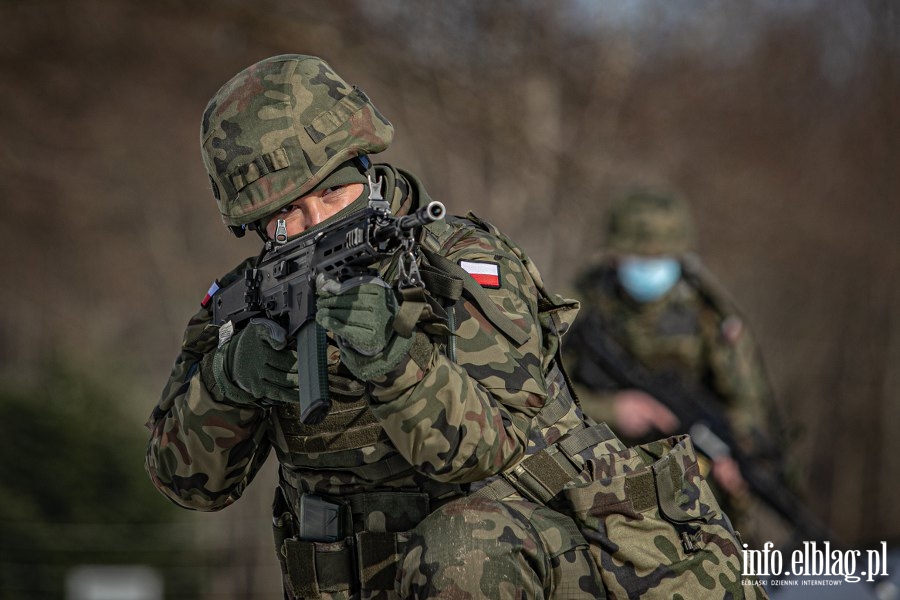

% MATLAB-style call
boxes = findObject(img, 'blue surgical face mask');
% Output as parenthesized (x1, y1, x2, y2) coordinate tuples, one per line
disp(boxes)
(617, 256, 681, 303)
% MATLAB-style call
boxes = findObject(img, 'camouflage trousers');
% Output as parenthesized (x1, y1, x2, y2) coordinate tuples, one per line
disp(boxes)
(274, 489, 603, 599)
(398, 496, 606, 599)
(275, 433, 767, 599)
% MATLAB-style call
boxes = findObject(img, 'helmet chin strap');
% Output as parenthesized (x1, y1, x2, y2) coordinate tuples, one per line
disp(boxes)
(252, 221, 269, 243)
(354, 154, 373, 175)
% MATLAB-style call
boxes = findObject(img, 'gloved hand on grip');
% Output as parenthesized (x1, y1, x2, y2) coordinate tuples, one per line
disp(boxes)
(315, 274, 412, 381)
(211, 318, 299, 406)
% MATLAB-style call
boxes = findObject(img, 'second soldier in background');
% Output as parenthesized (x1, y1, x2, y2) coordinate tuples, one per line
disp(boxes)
(565, 187, 791, 548)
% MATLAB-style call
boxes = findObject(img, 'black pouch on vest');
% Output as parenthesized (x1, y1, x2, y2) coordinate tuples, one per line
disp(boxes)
(299, 494, 343, 543)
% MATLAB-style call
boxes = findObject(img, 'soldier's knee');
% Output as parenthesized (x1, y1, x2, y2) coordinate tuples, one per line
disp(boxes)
(397, 496, 605, 599)
(398, 496, 544, 598)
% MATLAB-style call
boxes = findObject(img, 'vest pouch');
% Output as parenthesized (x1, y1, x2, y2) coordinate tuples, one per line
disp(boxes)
(282, 537, 355, 599)
(272, 486, 297, 588)
(557, 434, 754, 599)
(347, 491, 430, 598)
(275, 487, 434, 599)
(355, 530, 410, 597)
(273, 488, 356, 599)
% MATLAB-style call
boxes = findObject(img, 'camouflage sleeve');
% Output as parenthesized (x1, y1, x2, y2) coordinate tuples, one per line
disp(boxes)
(145, 259, 273, 511)
(367, 229, 547, 484)
(703, 312, 780, 455)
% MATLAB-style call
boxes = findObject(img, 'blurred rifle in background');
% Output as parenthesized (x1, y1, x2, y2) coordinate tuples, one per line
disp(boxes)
(568, 311, 834, 545)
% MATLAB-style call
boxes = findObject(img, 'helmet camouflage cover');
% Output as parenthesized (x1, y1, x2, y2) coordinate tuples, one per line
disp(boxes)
(200, 54, 394, 228)
(603, 188, 695, 256)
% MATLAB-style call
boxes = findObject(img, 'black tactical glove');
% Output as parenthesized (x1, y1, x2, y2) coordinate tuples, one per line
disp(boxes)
(315, 274, 412, 381)
(211, 318, 299, 406)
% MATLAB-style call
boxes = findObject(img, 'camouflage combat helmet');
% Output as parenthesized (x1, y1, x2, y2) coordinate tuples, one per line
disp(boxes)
(603, 188, 695, 255)
(200, 54, 394, 233)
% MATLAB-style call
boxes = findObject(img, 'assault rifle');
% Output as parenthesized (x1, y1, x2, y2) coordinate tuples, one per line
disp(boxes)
(211, 177, 445, 425)
(568, 311, 835, 545)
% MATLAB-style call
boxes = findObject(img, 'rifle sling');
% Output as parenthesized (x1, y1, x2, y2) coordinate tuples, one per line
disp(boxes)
(419, 264, 464, 301)
(393, 286, 428, 339)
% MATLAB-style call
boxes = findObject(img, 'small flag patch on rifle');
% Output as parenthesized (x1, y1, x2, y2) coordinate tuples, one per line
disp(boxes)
(201, 281, 221, 308)
(460, 260, 500, 288)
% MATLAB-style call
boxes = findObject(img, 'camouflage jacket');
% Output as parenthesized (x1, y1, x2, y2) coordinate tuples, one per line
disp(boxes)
(145, 165, 581, 510)
(564, 261, 780, 457)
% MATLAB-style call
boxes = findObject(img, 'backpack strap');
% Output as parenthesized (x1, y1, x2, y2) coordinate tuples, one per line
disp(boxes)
(471, 420, 621, 503)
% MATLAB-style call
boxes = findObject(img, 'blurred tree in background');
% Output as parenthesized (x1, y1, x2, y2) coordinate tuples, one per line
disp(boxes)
(0, 363, 205, 599)
(0, 0, 897, 597)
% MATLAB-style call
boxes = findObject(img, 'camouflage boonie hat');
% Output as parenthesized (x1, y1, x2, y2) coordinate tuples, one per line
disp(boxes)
(200, 54, 394, 229)
(604, 188, 695, 255)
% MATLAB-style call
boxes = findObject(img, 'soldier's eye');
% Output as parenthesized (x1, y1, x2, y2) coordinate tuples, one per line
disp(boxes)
(321, 187, 346, 203)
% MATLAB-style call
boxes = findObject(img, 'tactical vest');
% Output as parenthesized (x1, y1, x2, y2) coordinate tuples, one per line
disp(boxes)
(270, 212, 589, 599)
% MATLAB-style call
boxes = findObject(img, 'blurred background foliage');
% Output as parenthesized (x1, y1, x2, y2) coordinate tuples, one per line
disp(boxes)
(0, 0, 897, 597)
(0, 363, 206, 599)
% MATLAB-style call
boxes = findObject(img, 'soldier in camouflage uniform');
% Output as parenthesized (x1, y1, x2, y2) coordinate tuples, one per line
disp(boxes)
(145, 55, 766, 599)
(564, 188, 786, 546)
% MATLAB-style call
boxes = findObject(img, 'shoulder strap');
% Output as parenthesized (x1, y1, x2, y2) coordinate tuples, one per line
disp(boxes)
(420, 247, 529, 347)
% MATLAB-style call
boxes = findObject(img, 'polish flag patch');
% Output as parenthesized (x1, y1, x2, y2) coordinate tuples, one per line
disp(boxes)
(460, 260, 501, 288)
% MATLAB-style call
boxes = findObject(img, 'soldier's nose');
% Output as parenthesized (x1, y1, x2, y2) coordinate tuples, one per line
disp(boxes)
(304, 201, 324, 227)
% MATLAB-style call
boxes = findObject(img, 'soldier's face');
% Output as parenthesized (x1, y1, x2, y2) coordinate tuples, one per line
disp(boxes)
(265, 183, 365, 238)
